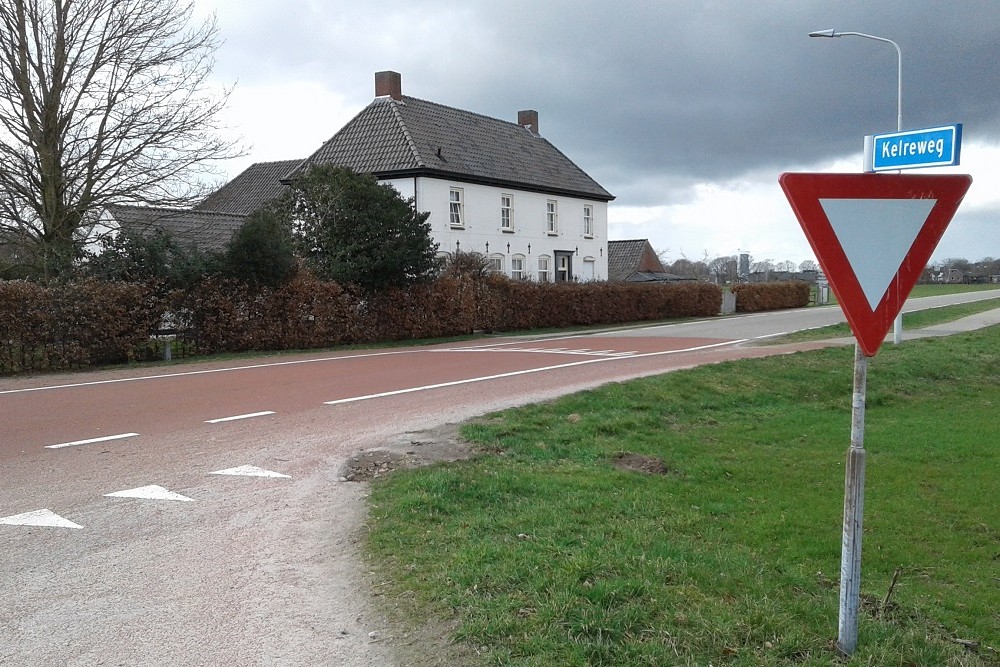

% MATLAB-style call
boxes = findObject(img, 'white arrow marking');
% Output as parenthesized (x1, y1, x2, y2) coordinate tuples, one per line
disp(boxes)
(104, 485, 194, 502)
(209, 465, 291, 478)
(820, 198, 936, 310)
(0, 509, 83, 529)
(46, 432, 139, 449)
(205, 411, 275, 424)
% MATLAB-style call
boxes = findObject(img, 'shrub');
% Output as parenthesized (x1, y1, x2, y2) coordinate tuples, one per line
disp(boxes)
(732, 281, 811, 312)
(0, 276, 727, 375)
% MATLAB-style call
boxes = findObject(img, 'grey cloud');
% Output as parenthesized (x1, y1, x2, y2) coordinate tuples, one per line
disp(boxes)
(205, 0, 999, 252)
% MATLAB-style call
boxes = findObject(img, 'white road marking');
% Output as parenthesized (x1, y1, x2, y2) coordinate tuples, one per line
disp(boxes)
(0, 349, 418, 395)
(0, 509, 83, 529)
(326, 339, 746, 406)
(205, 411, 275, 424)
(45, 433, 139, 449)
(435, 347, 637, 357)
(209, 465, 291, 478)
(104, 485, 194, 502)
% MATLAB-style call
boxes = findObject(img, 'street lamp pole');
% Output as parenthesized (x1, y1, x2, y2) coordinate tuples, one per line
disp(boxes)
(809, 28, 904, 657)
(808, 30, 901, 133)
(809, 28, 903, 345)
(809, 29, 905, 344)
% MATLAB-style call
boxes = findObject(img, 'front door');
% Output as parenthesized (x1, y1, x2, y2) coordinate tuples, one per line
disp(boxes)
(554, 251, 573, 282)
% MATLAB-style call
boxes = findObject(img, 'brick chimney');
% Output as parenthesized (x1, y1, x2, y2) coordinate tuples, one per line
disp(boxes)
(518, 109, 539, 136)
(375, 71, 402, 100)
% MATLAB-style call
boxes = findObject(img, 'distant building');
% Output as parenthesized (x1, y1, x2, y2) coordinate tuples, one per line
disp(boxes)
(607, 239, 691, 283)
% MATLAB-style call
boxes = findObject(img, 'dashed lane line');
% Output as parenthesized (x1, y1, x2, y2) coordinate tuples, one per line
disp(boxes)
(45, 433, 140, 449)
(205, 411, 276, 424)
(325, 339, 746, 406)
(435, 346, 638, 357)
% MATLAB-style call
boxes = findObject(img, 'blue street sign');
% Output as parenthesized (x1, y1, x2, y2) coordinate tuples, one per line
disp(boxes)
(864, 124, 962, 172)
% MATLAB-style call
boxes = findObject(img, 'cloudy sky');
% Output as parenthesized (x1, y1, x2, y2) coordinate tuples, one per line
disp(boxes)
(191, 0, 1000, 266)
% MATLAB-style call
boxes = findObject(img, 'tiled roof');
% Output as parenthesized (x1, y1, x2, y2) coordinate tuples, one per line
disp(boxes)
(627, 271, 694, 283)
(107, 204, 246, 253)
(607, 239, 650, 282)
(295, 96, 614, 201)
(195, 159, 302, 215)
(607, 239, 680, 282)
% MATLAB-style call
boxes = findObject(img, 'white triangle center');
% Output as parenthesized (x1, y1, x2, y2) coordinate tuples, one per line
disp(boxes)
(0, 508, 83, 529)
(104, 485, 194, 502)
(209, 465, 290, 478)
(819, 198, 936, 310)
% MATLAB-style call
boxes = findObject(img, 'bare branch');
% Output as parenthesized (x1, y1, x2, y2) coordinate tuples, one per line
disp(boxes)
(0, 0, 242, 278)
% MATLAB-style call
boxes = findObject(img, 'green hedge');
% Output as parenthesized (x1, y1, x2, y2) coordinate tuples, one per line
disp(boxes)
(0, 275, 723, 375)
(731, 281, 811, 312)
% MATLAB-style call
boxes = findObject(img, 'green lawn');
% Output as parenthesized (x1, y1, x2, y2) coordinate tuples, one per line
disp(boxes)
(366, 326, 1000, 666)
(774, 297, 1000, 345)
(909, 283, 1000, 298)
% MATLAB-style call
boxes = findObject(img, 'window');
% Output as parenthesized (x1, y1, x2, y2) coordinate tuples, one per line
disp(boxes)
(546, 200, 558, 234)
(488, 254, 505, 274)
(538, 255, 551, 282)
(501, 194, 513, 232)
(449, 188, 464, 228)
(583, 204, 594, 237)
(511, 254, 526, 280)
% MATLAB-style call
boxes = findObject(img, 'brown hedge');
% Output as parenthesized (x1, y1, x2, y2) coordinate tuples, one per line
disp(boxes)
(0, 276, 722, 375)
(731, 281, 811, 312)
(0, 280, 164, 374)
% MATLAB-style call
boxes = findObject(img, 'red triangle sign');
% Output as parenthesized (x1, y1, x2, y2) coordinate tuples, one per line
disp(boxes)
(779, 173, 972, 357)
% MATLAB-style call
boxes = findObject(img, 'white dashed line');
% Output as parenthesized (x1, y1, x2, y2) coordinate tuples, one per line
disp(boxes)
(326, 339, 745, 406)
(435, 346, 636, 357)
(205, 411, 276, 424)
(45, 433, 140, 449)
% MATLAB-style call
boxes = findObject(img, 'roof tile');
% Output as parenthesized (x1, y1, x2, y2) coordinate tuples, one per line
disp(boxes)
(195, 159, 302, 215)
(297, 96, 613, 201)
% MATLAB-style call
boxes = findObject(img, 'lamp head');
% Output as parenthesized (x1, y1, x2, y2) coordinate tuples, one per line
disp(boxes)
(808, 29, 837, 38)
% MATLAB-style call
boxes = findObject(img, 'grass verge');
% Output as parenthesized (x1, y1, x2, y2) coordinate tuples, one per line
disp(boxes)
(366, 326, 1000, 666)
(770, 297, 1000, 345)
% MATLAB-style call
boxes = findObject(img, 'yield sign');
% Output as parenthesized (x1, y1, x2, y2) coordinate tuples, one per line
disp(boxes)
(779, 173, 972, 356)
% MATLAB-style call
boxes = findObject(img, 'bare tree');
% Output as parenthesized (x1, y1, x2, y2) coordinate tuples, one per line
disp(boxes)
(799, 259, 819, 272)
(0, 0, 239, 279)
(708, 254, 737, 284)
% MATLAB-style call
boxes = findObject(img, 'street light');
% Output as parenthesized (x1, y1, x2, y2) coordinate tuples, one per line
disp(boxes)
(810, 28, 905, 345)
(809, 28, 905, 657)
(808, 29, 902, 133)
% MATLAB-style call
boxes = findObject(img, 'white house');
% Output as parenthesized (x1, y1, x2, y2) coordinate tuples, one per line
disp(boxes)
(112, 71, 615, 282)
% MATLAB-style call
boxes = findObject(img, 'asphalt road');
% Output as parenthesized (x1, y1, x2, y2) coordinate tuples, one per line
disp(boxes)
(2, 289, 998, 666)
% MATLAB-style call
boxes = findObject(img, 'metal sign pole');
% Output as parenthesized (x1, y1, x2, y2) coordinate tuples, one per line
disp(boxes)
(838, 343, 868, 655)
